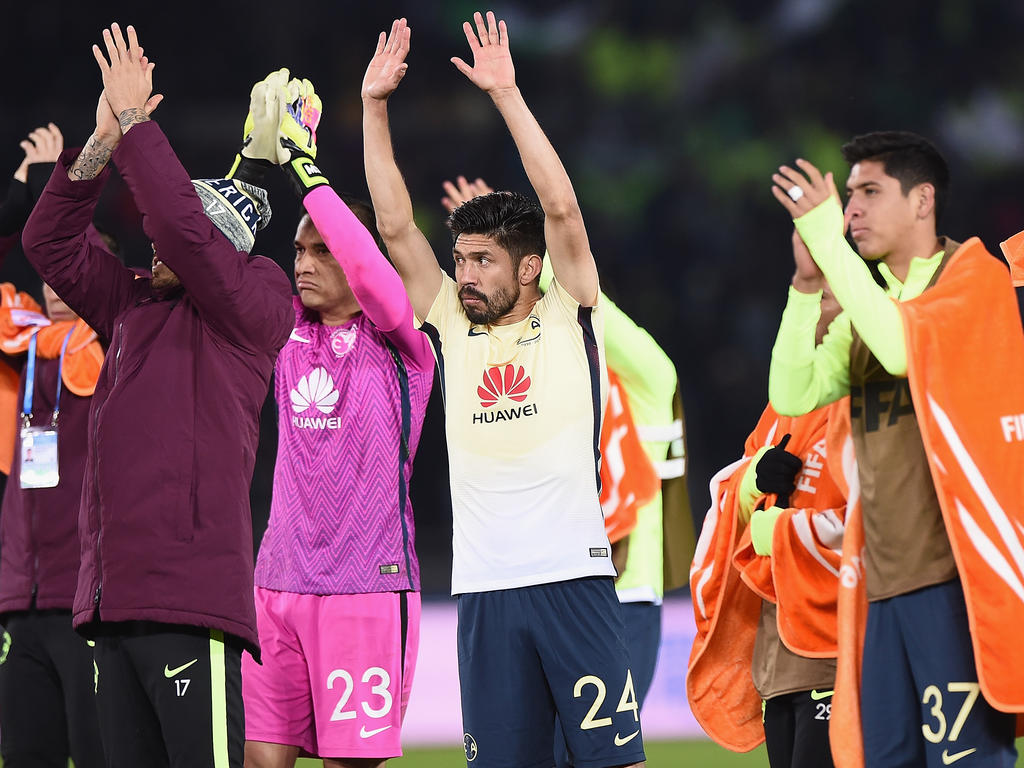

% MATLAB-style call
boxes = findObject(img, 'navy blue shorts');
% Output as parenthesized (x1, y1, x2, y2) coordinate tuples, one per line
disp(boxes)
(457, 576, 646, 768)
(618, 601, 662, 708)
(554, 600, 661, 767)
(860, 579, 1017, 767)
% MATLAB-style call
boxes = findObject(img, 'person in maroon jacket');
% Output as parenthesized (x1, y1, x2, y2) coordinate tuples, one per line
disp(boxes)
(21, 24, 293, 768)
(0, 123, 107, 768)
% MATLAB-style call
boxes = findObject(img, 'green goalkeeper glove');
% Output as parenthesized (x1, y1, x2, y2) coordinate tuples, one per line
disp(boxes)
(278, 78, 328, 197)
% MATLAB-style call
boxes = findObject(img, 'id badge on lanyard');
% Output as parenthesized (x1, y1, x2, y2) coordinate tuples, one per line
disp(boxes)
(20, 329, 73, 489)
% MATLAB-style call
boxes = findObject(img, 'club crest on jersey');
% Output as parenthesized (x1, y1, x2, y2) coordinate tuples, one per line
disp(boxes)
(473, 364, 538, 424)
(517, 313, 542, 345)
(330, 325, 357, 357)
(290, 367, 342, 429)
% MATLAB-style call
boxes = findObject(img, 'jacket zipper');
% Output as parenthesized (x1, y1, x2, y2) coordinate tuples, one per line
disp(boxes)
(90, 319, 125, 612)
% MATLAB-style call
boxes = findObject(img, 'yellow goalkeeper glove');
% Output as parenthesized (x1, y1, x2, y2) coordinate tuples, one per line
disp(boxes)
(278, 78, 328, 196)
(227, 68, 297, 184)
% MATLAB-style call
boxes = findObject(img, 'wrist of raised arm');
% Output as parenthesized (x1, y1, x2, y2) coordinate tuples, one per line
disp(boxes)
(91, 130, 121, 151)
(794, 199, 843, 259)
(118, 107, 151, 135)
(361, 97, 391, 114)
(792, 275, 824, 294)
(783, 284, 824, 314)
(488, 85, 521, 103)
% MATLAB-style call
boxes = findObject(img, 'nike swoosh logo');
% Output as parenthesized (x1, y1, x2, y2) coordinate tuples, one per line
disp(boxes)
(613, 729, 640, 746)
(468, 327, 487, 337)
(810, 689, 834, 700)
(289, 329, 311, 343)
(164, 659, 198, 678)
(942, 748, 977, 765)
(359, 724, 392, 739)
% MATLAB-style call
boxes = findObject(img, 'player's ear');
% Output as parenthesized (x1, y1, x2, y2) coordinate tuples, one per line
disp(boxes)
(914, 182, 936, 221)
(519, 253, 542, 285)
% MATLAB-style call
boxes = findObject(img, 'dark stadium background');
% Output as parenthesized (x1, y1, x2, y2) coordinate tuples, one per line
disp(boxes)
(3, 0, 1024, 595)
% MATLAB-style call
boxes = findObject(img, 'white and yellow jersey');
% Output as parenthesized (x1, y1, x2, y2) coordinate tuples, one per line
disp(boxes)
(420, 273, 614, 594)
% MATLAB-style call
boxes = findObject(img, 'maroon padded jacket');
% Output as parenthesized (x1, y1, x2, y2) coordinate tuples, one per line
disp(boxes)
(22, 122, 293, 653)
(0, 172, 99, 616)
(0, 355, 94, 615)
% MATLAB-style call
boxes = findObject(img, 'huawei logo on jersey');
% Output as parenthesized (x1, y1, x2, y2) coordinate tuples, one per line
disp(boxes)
(478, 364, 531, 408)
(290, 368, 342, 430)
(291, 367, 340, 414)
(473, 364, 539, 425)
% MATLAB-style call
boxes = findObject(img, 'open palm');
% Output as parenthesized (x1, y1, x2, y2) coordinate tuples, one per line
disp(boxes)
(451, 11, 516, 93)
(362, 18, 411, 101)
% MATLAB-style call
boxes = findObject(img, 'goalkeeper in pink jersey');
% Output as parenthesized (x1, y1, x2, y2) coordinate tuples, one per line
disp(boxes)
(230, 71, 434, 768)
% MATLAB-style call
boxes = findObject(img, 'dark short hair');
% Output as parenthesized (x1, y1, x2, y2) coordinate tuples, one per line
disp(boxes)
(446, 191, 546, 273)
(841, 131, 950, 224)
(300, 196, 386, 255)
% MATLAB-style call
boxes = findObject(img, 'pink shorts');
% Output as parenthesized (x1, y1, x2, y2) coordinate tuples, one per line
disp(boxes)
(242, 587, 420, 759)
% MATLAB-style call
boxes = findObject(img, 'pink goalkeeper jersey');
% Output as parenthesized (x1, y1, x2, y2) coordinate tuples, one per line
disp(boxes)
(254, 187, 434, 595)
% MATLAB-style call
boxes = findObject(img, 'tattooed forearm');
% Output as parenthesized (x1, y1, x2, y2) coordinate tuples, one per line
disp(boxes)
(118, 108, 151, 133)
(68, 134, 115, 181)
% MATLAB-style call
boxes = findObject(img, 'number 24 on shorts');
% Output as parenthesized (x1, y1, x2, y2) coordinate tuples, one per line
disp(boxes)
(573, 670, 639, 730)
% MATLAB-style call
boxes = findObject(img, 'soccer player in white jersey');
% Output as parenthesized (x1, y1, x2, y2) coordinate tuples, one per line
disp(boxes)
(362, 13, 646, 768)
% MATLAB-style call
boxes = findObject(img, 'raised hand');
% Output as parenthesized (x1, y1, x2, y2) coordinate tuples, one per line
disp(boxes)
(361, 18, 411, 102)
(240, 68, 290, 163)
(94, 91, 121, 143)
(771, 158, 840, 218)
(451, 11, 516, 94)
(70, 27, 157, 184)
(441, 175, 494, 213)
(14, 124, 64, 183)
(283, 78, 321, 162)
(278, 78, 329, 196)
(790, 228, 823, 293)
(91, 23, 163, 134)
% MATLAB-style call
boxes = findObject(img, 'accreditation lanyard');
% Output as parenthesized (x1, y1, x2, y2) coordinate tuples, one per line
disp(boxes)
(20, 328, 74, 489)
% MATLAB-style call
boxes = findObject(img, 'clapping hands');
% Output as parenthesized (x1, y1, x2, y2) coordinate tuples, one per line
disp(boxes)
(90, 23, 163, 138)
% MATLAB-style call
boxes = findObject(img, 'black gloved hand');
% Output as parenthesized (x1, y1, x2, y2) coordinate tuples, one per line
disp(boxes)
(754, 433, 802, 508)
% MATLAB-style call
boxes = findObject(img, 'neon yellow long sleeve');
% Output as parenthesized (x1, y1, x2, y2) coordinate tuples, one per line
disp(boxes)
(770, 198, 945, 417)
(769, 287, 852, 415)
(794, 198, 907, 375)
